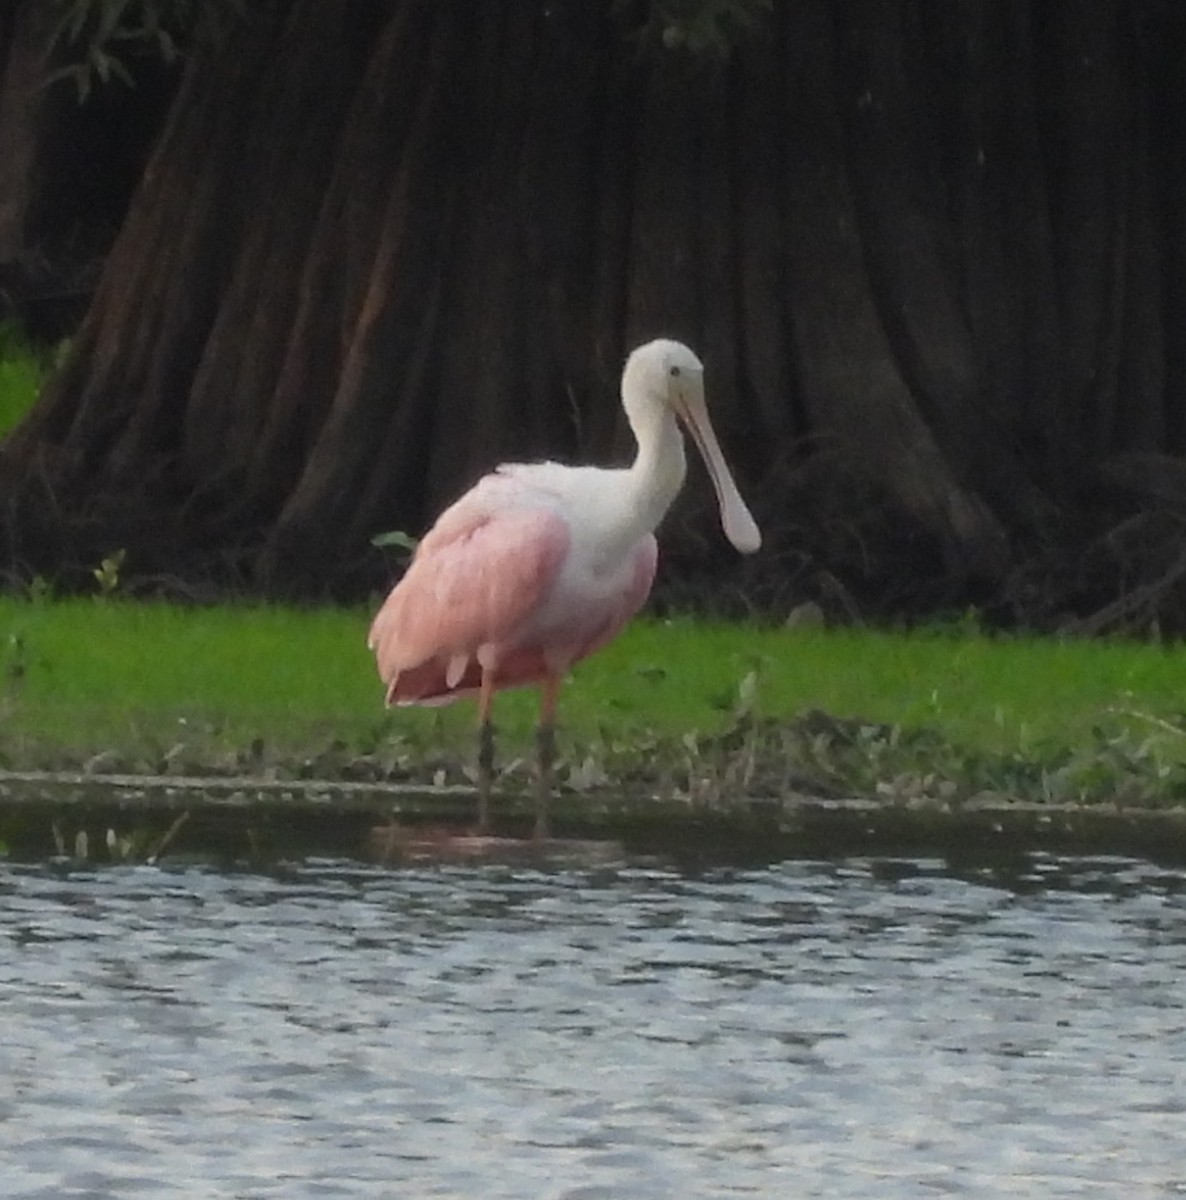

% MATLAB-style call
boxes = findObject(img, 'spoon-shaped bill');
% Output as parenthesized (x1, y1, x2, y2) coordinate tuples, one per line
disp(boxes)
(676, 395, 761, 554)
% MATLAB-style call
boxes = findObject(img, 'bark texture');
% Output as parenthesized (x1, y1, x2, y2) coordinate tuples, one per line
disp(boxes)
(2, 0, 1185, 627)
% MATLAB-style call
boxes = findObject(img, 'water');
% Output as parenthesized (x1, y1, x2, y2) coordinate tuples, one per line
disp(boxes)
(2, 846, 1186, 1198)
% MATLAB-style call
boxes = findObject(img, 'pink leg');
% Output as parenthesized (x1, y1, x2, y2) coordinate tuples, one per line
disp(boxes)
(534, 674, 561, 840)
(476, 669, 496, 833)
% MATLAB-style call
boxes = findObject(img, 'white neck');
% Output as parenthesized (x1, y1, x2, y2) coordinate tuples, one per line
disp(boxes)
(625, 403, 686, 537)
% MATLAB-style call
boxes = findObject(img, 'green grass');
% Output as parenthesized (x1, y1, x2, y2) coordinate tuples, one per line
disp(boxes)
(1, 599, 391, 763)
(0, 323, 50, 438)
(570, 618, 1183, 751)
(2, 595, 1186, 805)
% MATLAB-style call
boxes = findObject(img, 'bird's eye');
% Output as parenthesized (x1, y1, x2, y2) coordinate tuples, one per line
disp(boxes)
(669, 365, 681, 378)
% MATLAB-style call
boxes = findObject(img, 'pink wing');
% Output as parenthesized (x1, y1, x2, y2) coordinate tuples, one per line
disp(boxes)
(368, 487, 570, 705)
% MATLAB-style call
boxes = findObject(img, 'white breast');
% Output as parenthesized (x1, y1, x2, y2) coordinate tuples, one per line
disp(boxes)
(494, 461, 651, 636)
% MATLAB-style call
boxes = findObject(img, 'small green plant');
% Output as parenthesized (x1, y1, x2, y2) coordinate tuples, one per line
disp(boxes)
(370, 529, 418, 552)
(371, 529, 419, 572)
(93, 549, 127, 595)
(26, 575, 54, 604)
(614, 0, 772, 58)
(3, 632, 28, 694)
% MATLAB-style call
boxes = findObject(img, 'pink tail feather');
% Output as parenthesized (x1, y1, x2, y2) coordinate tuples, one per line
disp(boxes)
(385, 649, 553, 707)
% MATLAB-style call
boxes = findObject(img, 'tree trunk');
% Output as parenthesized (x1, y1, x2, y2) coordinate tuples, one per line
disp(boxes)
(0, 1, 48, 263)
(2, 0, 1185, 626)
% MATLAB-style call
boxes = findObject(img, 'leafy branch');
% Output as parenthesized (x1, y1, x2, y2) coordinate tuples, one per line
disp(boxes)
(44, 0, 246, 99)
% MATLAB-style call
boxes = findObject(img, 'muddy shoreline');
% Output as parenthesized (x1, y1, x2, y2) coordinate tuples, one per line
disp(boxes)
(2, 769, 1185, 866)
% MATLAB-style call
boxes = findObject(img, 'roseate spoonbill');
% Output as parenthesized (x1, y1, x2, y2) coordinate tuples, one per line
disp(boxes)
(368, 339, 760, 836)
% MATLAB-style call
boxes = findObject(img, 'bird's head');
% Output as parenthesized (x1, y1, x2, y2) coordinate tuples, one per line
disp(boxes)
(622, 339, 761, 554)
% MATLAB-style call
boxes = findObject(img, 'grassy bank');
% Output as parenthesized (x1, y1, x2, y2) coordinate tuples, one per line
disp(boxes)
(1, 595, 1185, 809)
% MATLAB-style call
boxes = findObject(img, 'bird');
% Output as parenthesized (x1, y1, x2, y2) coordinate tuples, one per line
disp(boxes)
(368, 339, 761, 838)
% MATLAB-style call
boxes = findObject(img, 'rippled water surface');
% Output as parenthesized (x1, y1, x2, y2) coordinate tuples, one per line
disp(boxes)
(3, 845, 1186, 1198)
